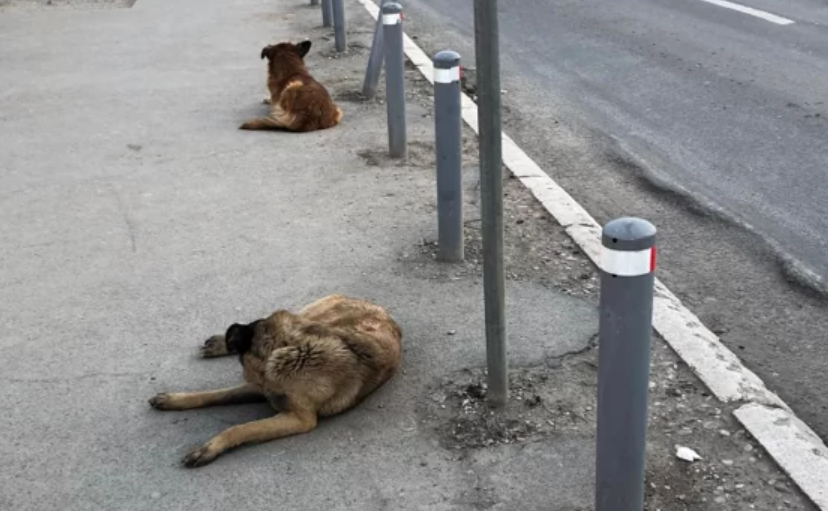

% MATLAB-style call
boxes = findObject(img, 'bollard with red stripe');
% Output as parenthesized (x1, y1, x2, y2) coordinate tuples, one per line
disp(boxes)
(595, 217, 657, 511)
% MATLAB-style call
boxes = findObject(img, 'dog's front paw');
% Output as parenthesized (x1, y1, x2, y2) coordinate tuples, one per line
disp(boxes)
(183, 443, 221, 468)
(149, 393, 173, 410)
(200, 335, 229, 358)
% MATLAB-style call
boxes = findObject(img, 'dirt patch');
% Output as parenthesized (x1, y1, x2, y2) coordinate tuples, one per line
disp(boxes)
(332, 89, 370, 103)
(421, 348, 597, 451)
(419, 336, 813, 510)
(397, 166, 600, 298)
(319, 42, 370, 60)
(357, 140, 435, 169)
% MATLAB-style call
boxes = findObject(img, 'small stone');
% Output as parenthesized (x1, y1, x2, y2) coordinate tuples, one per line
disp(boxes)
(768, 479, 777, 486)
(744, 444, 754, 452)
(676, 446, 702, 462)
(719, 429, 731, 437)
(722, 459, 734, 466)
(447, 330, 457, 336)
(714, 496, 726, 504)
(775, 483, 789, 493)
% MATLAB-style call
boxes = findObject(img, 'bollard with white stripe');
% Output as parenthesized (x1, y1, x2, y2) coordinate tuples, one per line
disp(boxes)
(595, 217, 657, 511)
(361, 0, 389, 99)
(434, 50, 463, 262)
(382, 2, 406, 158)
(321, 0, 332, 27)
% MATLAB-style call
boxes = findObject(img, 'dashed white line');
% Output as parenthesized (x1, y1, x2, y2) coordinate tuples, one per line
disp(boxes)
(697, 0, 795, 25)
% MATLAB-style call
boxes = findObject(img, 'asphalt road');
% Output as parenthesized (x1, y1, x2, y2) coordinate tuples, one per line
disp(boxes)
(397, 0, 828, 441)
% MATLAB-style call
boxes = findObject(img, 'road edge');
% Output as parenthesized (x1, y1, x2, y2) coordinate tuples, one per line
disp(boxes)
(354, 0, 828, 508)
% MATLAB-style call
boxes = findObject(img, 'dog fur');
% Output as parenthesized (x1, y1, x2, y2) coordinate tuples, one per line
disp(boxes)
(239, 40, 343, 132)
(149, 294, 402, 467)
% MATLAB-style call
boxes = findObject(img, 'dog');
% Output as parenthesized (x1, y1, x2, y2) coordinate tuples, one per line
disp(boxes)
(148, 294, 402, 467)
(239, 40, 343, 132)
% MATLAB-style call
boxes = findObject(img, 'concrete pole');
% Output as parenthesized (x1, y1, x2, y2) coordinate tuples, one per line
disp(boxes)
(473, 0, 507, 407)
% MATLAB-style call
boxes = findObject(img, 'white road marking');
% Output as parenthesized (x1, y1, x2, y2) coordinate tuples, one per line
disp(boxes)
(697, 0, 795, 25)
(355, 1, 826, 508)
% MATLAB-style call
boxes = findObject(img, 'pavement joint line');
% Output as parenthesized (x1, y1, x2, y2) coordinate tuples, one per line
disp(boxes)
(354, 0, 827, 507)
(696, 0, 795, 25)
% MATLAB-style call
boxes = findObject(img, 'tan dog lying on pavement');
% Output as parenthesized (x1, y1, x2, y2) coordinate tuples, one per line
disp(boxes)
(149, 294, 402, 467)
(239, 40, 343, 132)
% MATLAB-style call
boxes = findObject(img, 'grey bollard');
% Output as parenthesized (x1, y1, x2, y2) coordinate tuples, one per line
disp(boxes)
(321, 0, 332, 27)
(332, 0, 347, 52)
(595, 217, 657, 511)
(434, 50, 464, 262)
(361, 1, 387, 99)
(382, 2, 407, 158)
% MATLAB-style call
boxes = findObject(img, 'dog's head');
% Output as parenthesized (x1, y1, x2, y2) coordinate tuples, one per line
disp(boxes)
(260, 40, 313, 67)
(224, 319, 262, 357)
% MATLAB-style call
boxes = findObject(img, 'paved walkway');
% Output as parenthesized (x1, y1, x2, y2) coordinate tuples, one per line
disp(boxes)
(0, 0, 816, 510)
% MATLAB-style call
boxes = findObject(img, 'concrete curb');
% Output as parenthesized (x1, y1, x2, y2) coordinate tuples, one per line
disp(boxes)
(354, 0, 828, 508)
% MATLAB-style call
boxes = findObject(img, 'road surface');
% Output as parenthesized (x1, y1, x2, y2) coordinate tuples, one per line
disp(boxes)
(398, 0, 828, 441)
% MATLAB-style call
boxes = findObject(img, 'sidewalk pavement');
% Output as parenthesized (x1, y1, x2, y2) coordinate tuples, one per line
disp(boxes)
(0, 0, 818, 509)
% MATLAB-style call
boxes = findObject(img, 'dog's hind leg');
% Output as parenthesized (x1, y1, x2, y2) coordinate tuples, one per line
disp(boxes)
(238, 116, 284, 130)
(149, 383, 265, 411)
(239, 105, 297, 131)
(182, 408, 317, 467)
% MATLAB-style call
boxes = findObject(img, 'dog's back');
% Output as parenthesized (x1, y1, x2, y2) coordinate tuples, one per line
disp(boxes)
(240, 40, 343, 132)
(274, 74, 343, 132)
(240, 294, 401, 417)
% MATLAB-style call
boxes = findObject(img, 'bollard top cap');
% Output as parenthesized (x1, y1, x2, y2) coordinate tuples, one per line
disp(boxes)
(382, 2, 403, 14)
(602, 217, 656, 251)
(434, 50, 461, 68)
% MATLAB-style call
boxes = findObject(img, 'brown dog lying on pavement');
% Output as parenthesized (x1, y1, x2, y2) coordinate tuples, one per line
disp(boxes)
(239, 40, 343, 132)
(149, 294, 402, 467)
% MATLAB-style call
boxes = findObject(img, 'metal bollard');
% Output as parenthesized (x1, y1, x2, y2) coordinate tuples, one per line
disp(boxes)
(595, 217, 657, 511)
(434, 50, 463, 262)
(382, 2, 407, 158)
(332, 0, 347, 52)
(321, 0, 332, 27)
(361, 0, 388, 99)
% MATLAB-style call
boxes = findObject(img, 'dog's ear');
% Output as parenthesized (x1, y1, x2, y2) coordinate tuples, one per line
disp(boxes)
(296, 40, 312, 58)
(225, 321, 258, 355)
(260, 45, 271, 60)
